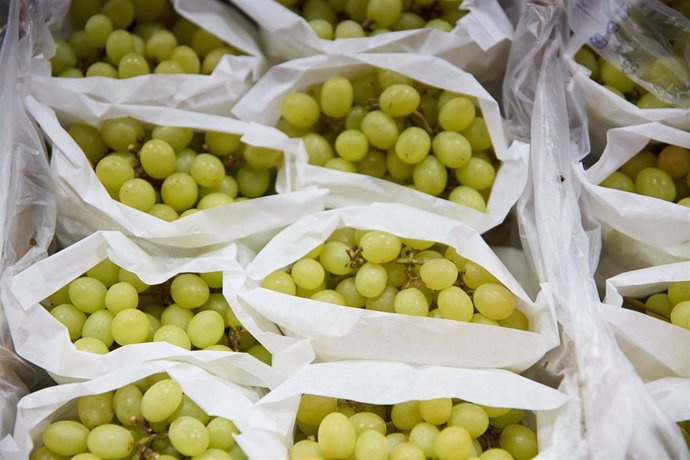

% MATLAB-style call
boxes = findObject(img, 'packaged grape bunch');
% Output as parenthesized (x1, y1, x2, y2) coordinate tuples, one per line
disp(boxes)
(232, 53, 529, 234)
(601, 261, 690, 381)
(575, 122, 690, 279)
(0, 361, 264, 460)
(230, 0, 512, 81)
(32, 0, 266, 114)
(235, 360, 568, 459)
(235, 204, 558, 372)
(25, 95, 326, 248)
(0, 231, 307, 384)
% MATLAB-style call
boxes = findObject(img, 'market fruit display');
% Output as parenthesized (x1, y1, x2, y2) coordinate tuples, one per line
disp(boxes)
(598, 144, 690, 205)
(278, 71, 497, 212)
(291, 394, 538, 460)
(622, 280, 690, 329)
(45, 259, 270, 362)
(51, 0, 241, 78)
(30, 374, 245, 460)
(276, 0, 466, 40)
(262, 227, 528, 328)
(66, 118, 282, 220)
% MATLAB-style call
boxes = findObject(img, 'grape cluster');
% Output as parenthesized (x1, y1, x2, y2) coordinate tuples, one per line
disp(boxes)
(623, 280, 690, 330)
(599, 144, 690, 206)
(277, 0, 465, 40)
(51, 0, 240, 78)
(262, 228, 528, 328)
(278, 69, 497, 212)
(67, 118, 282, 220)
(46, 259, 270, 363)
(575, 47, 684, 108)
(291, 394, 538, 460)
(31, 374, 245, 460)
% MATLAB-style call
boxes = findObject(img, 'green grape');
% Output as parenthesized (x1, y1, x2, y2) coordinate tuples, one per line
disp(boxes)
(600, 171, 636, 193)
(386, 433, 408, 456)
(119, 178, 156, 212)
(237, 166, 271, 198)
(291, 259, 326, 290)
(387, 148, 414, 181)
(345, 106, 368, 131)
(413, 155, 447, 196)
(200, 175, 238, 199)
(480, 448, 514, 460)
(669, 281, 690, 305)
(117, 269, 148, 293)
(621, 151, 657, 179)
(96, 155, 134, 194)
(671, 301, 690, 329)
(134, 22, 165, 41)
(111, 309, 149, 345)
(170, 394, 210, 424)
(58, 68, 83, 78)
(319, 241, 353, 276)
(69, 277, 107, 314)
(321, 76, 354, 118)
(463, 261, 498, 289)
(141, 378, 183, 423)
(455, 157, 496, 191)
(198, 294, 234, 328)
(303, 133, 334, 166)
(101, 117, 144, 151)
(490, 409, 524, 429)
(472, 313, 499, 326)
(78, 392, 114, 429)
(426, 18, 453, 31)
(333, 277, 364, 307)
(146, 30, 178, 61)
(105, 30, 135, 65)
(395, 127, 431, 164)
(335, 130, 369, 161)
(310, 19, 334, 39)
(87, 424, 133, 459)
(169, 416, 210, 456)
(118, 52, 150, 78)
(70, 0, 102, 27)
(350, 411, 387, 436)
(156, 59, 185, 74)
(153, 324, 191, 349)
(51, 304, 86, 341)
(42, 421, 89, 456)
(204, 131, 241, 157)
(461, 117, 492, 151)
(434, 426, 472, 460)
(86, 62, 118, 78)
(419, 398, 453, 425)
(161, 304, 194, 329)
(575, 47, 599, 80)
(311, 289, 346, 305)
(449, 186, 487, 212)
(499, 424, 537, 460)
(262, 270, 297, 295)
(324, 157, 357, 172)
(51, 40, 77, 75)
(438, 97, 475, 132)
(391, 401, 422, 430)
(658, 145, 690, 179)
(328, 228, 356, 245)
(71, 452, 102, 460)
(206, 417, 238, 451)
(638, 92, 673, 108)
(174, 149, 196, 174)
(191, 29, 224, 58)
(29, 446, 69, 460)
(498, 308, 529, 330)
(172, 17, 198, 45)
(297, 395, 338, 427)
(171, 274, 210, 309)
(186, 310, 225, 348)
(104, 281, 139, 314)
(101, 0, 135, 29)
(360, 230, 402, 263)
(291, 440, 322, 460)
(74, 337, 109, 354)
(600, 60, 635, 93)
(448, 403, 489, 438)
(85, 14, 113, 48)
(171, 45, 201, 73)
(243, 145, 283, 169)
(391, 12, 426, 31)
(304, 0, 337, 23)
(190, 153, 225, 188)
(334, 20, 366, 38)
(316, 412, 356, 459)
(419, 259, 457, 290)
(140, 139, 177, 179)
(146, 313, 162, 340)
(197, 193, 234, 209)
(281, 93, 320, 128)
(378, 69, 412, 89)
(202, 47, 234, 74)
(159, 172, 198, 212)
(384, 262, 407, 287)
(69, 124, 107, 165)
(473, 283, 515, 320)
(409, 424, 440, 458)
(355, 262, 388, 298)
(361, 110, 399, 149)
(113, 384, 143, 425)
(433, 131, 471, 168)
(354, 430, 387, 460)
(82, 310, 114, 347)
(391, 442, 425, 460)
(151, 126, 193, 152)
(635, 167, 676, 201)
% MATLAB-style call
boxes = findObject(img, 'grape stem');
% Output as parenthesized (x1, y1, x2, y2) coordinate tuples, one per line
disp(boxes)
(410, 110, 436, 134)
(347, 246, 365, 269)
(623, 295, 670, 318)
(229, 326, 244, 352)
(135, 443, 161, 460)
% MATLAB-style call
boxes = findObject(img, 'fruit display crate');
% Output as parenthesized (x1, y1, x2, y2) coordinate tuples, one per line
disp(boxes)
(0, 0, 689, 459)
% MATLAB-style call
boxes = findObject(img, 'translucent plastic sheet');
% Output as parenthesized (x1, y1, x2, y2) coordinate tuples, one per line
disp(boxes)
(504, 1, 689, 458)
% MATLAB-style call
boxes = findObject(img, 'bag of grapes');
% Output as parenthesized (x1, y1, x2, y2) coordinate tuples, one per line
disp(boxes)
(230, 0, 512, 81)
(24, 94, 326, 249)
(0, 230, 314, 385)
(32, 0, 266, 115)
(574, 122, 690, 280)
(236, 204, 559, 372)
(235, 360, 569, 459)
(600, 261, 690, 380)
(0, 361, 264, 460)
(232, 53, 529, 234)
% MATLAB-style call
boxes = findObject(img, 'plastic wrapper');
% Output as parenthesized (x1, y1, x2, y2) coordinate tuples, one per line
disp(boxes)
(237, 360, 569, 459)
(24, 94, 327, 248)
(237, 203, 558, 372)
(32, 0, 266, 114)
(602, 261, 690, 380)
(230, 0, 512, 85)
(232, 53, 529, 234)
(0, 360, 265, 459)
(504, 1, 689, 457)
(0, 230, 307, 385)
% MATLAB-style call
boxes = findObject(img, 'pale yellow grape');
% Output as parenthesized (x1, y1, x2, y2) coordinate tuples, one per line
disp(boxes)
(74, 337, 109, 354)
(207, 417, 238, 450)
(310, 19, 334, 39)
(171, 274, 210, 309)
(413, 156, 447, 196)
(113, 384, 143, 426)
(498, 309, 530, 331)
(69, 277, 107, 314)
(473, 283, 515, 320)
(42, 420, 89, 456)
(291, 440, 323, 460)
(356, 150, 387, 178)
(395, 127, 431, 164)
(419, 398, 453, 425)
(282, 93, 320, 128)
(379, 84, 420, 117)
(291, 259, 326, 290)
(263, 270, 297, 295)
(499, 424, 537, 460)
(391, 442, 425, 460)
(387, 149, 414, 181)
(635, 167, 676, 201)
(141, 378, 183, 422)
(600, 60, 636, 93)
(243, 145, 284, 169)
(161, 304, 194, 330)
(154, 324, 192, 349)
(336, 277, 366, 307)
(432, 131, 471, 168)
(197, 192, 234, 209)
(161, 173, 198, 212)
(101, 0, 135, 29)
(355, 263, 388, 298)
(191, 29, 224, 58)
(78, 392, 114, 429)
(462, 262, 498, 289)
(202, 47, 234, 75)
(51, 304, 86, 341)
(391, 401, 422, 430)
(448, 403, 489, 438)
(119, 178, 156, 211)
(169, 416, 210, 456)
(319, 241, 353, 275)
(434, 426, 473, 460)
(171, 394, 210, 424)
(668, 281, 690, 305)
(472, 313, 499, 326)
(350, 411, 387, 436)
(68, 123, 107, 165)
(620, 151, 657, 180)
(449, 186, 487, 212)
(311, 289, 346, 305)
(171, 45, 201, 73)
(334, 20, 366, 38)
(317, 412, 356, 459)
(104, 282, 138, 314)
(490, 409, 524, 429)
(435, 286, 473, 321)
(325, 157, 356, 172)
(355, 430, 388, 460)
(361, 110, 399, 149)
(85, 14, 113, 47)
(96, 156, 134, 193)
(321, 76, 353, 118)
(82, 310, 114, 347)
(111, 309, 150, 345)
(303, 133, 335, 166)
(394, 287, 429, 316)
(600, 171, 636, 193)
(671, 301, 690, 329)
(480, 448, 514, 460)
(438, 97, 475, 132)
(419, 259, 458, 290)
(461, 117, 493, 151)
(118, 52, 150, 78)
(456, 158, 496, 191)
(51, 40, 78, 75)
(335, 129, 369, 161)
(360, 230, 402, 263)
(409, 422, 440, 458)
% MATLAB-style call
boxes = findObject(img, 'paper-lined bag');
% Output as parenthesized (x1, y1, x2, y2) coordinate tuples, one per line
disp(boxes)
(230, 0, 512, 82)
(0, 361, 264, 460)
(0, 231, 313, 385)
(25, 95, 326, 249)
(238, 204, 559, 372)
(576, 122, 690, 279)
(237, 360, 568, 459)
(647, 377, 690, 424)
(33, 0, 266, 114)
(232, 53, 529, 234)
(601, 262, 690, 380)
